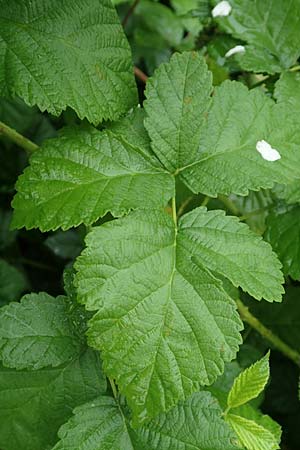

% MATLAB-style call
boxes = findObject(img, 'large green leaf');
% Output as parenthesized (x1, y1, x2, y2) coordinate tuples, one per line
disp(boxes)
(227, 353, 270, 409)
(0, 349, 107, 450)
(12, 127, 174, 231)
(265, 205, 300, 280)
(179, 208, 283, 301)
(144, 53, 300, 196)
(75, 206, 283, 422)
(214, 0, 300, 73)
(53, 392, 241, 450)
(0, 0, 137, 124)
(226, 414, 280, 450)
(0, 292, 82, 370)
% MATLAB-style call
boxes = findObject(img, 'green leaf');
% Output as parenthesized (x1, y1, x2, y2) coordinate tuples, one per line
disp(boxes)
(0, 209, 17, 250)
(265, 205, 300, 280)
(145, 53, 300, 196)
(179, 207, 284, 302)
(135, 1, 184, 48)
(53, 392, 241, 450)
(214, 0, 300, 73)
(144, 52, 213, 172)
(274, 71, 300, 110)
(227, 353, 270, 410)
(0, 0, 137, 124)
(75, 208, 244, 422)
(45, 229, 84, 259)
(0, 259, 28, 304)
(0, 292, 82, 370)
(0, 349, 107, 450)
(226, 413, 280, 450)
(53, 396, 135, 450)
(12, 126, 174, 231)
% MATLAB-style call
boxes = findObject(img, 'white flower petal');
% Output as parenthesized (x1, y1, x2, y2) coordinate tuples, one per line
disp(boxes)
(225, 45, 246, 58)
(212, 1, 232, 17)
(256, 140, 281, 162)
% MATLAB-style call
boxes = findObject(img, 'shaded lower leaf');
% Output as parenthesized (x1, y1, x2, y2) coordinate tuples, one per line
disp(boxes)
(0, 258, 28, 304)
(0, 349, 107, 450)
(53, 392, 241, 450)
(0, 292, 82, 370)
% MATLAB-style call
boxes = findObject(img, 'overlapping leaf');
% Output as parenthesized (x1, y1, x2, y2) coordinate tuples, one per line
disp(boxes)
(53, 392, 241, 450)
(266, 205, 300, 280)
(213, 0, 300, 73)
(0, 292, 82, 370)
(144, 52, 300, 196)
(75, 206, 285, 422)
(0, 0, 137, 123)
(0, 349, 106, 450)
(12, 126, 174, 231)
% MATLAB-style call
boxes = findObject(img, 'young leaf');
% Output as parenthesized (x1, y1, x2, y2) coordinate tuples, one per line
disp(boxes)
(266, 205, 300, 280)
(0, 0, 137, 124)
(53, 392, 241, 450)
(0, 349, 106, 450)
(0, 292, 82, 370)
(214, 0, 300, 73)
(12, 127, 174, 231)
(226, 413, 280, 450)
(179, 207, 284, 302)
(145, 53, 300, 196)
(75, 208, 244, 422)
(227, 352, 270, 410)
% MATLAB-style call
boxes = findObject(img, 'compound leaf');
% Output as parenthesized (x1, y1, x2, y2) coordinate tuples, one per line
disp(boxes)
(75, 208, 245, 423)
(145, 53, 300, 196)
(0, 349, 107, 450)
(179, 207, 284, 302)
(12, 126, 174, 231)
(274, 71, 300, 110)
(0, 292, 82, 370)
(214, 0, 300, 73)
(0, 0, 137, 124)
(227, 353, 270, 409)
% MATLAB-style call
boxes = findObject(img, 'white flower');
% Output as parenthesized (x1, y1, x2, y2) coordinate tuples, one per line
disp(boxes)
(212, 1, 232, 18)
(256, 140, 281, 162)
(225, 45, 245, 58)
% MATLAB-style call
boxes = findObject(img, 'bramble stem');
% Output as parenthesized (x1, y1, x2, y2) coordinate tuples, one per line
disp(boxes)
(134, 66, 148, 83)
(218, 195, 240, 216)
(177, 196, 193, 217)
(237, 299, 300, 367)
(122, 0, 140, 27)
(290, 64, 300, 72)
(109, 377, 118, 399)
(0, 120, 38, 154)
(172, 197, 177, 225)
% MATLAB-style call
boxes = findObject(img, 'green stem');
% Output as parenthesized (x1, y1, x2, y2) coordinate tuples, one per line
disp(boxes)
(237, 299, 300, 367)
(0, 120, 39, 154)
(177, 195, 193, 217)
(201, 195, 210, 207)
(172, 197, 177, 225)
(290, 64, 300, 72)
(239, 206, 271, 221)
(218, 195, 240, 216)
(109, 377, 118, 399)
